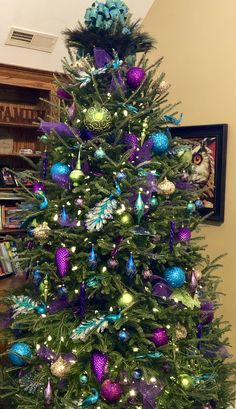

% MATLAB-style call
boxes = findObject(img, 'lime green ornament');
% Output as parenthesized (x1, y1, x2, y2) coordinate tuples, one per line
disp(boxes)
(177, 148, 192, 165)
(70, 149, 84, 187)
(84, 105, 112, 132)
(118, 212, 133, 226)
(179, 374, 193, 390)
(118, 292, 134, 307)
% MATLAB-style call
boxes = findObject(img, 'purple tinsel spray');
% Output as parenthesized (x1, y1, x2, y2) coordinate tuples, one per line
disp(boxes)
(55, 247, 71, 278)
(169, 220, 176, 253)
(80, 282, 86, 320)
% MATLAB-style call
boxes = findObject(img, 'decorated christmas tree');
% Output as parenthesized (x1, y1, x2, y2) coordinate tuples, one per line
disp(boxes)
(0, 1, 235, 408)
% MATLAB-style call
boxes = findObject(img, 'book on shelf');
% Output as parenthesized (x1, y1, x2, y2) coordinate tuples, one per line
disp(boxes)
(0, 240, 21, 277)
(0, 205, 24, 229)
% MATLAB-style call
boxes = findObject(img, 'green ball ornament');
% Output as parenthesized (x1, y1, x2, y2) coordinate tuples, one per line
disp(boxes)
(179, 374, 193, 390)
(118, 212, 133, 226)
(149, 195, 159, 209)
(84, 105, 112, 132)
(118, 292, 134, 307)
(80, 374, 88, 385)
(94, 147, 106, 160)
(69, 169, 84, 186)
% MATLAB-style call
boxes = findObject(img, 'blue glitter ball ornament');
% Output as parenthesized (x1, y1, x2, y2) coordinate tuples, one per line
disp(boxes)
(8, 342, 32, 366)
(132, 369, 143, 380)
(94, 147, 106, 160)
(195, 198, 203, 209)
(35, 303, 47, 315)
(163, 266, 186, 288)
(150, 131, 170, 155)
(50, 162, 70, 182)
(118, 329, 129, 342)
(80, 374, 89, 385)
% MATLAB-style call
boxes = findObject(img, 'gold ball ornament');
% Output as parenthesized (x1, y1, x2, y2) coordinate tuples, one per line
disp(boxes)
(34, 222, 51, 240)
(157, 177, 175, 195)
(118, 212, 133, 226)
(50, 356, 72, 378)
(179, 374, 193, 390)
(118, 292, 134, 307)
(84, 105, 112, 132)
(175, 323, 188, 340)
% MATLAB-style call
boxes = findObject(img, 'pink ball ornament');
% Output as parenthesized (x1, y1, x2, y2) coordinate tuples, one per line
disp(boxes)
(177, 226, 191, 241)
(150, 327, 169, 347)
(101, 379, 122, 403)
(126, 67, 146, 89)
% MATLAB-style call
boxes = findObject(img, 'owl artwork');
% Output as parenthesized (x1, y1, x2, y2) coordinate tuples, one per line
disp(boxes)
(190, 138, 216, 208)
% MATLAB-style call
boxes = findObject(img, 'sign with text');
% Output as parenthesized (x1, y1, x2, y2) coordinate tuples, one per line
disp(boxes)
(0, 103, 47, 125)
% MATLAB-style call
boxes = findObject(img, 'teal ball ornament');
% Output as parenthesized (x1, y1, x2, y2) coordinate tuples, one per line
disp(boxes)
(149, 194, 159, 209)
(186, 201, 196, 213)
(94, 147, 106, 160)
(80, 374, 88, 385)
(8, 342, 32, 366)
(84, 106, 112, 132)
(35, 303, 47, 315)
(150, 131, 170, 155)
(163, 266, 186, 288)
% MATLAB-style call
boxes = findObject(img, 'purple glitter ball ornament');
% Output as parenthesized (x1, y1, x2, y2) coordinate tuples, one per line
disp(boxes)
(126, 67, 146, 89)
(91, 350, 108, 383)
(101, 379, 122, 403)
(200, 302, 214, 324)
(150, 327, 169, 347)
(55, 247, 71, 278)
(32, 182, 46, 193)
(177, 226, 191, 242)
(107, 258, 119, 269)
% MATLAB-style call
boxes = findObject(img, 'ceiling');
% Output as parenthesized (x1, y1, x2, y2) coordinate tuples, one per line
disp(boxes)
(0, 0, 155, 73)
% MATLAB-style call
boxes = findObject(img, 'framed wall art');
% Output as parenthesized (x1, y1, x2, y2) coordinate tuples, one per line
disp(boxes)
(170, 124, 228, 222)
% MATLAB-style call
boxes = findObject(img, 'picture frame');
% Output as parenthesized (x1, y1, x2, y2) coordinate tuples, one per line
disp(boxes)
(0, 167, 17, 187)
(170, 124, 228, 222)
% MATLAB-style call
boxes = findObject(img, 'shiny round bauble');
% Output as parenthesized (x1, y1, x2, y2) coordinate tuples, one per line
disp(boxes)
(35, 303, 47, 315)
(57, 285, 68, 295)
(69, 168, 84, 186)
(150, 327, 169, 347)
(50, 356, 72, 378)
(79, 373, 89, 385)
(50, 163, 70, 182)
(107, 258, 119, 269)
(84, 106, 112, 132)
(118, 212, 133, 226)
(94, 147, 106, 160)
(163, 266, 186, 288)
(186, 201, 196, 213)
(149, 195, 159, 209)
(8, 342, 32, 366)
(157, 178, 175, 195)
(116, 171, 126, 181)
(195, 198, 203, 209)
(126, 67, 146, 89)
(39, 134, 49, 143)
(75, 196, 84, 207)
(176, 226, 191, 242)
(175, 323, 188, 340)
(177, 148, 192, 165)
(101, 379, 123, 403)
(158, 80, 170, 94)
(34, 222, 51, 240)
(32, 182, 46, 193)
(118, 329, 129, 342)
(150, 131, 170, 155)
(179, 374, 193, 390)
(118, 292, 134, 307)
(132, 369, 143, 380)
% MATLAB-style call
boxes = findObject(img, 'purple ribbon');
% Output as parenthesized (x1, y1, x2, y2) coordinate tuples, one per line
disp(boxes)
(93, 47, 126, 91)
(80, 282, 86, 320)
(124, 133, 153, 164)
(134, 379, 163, 409)
(39, 121, 79, 138)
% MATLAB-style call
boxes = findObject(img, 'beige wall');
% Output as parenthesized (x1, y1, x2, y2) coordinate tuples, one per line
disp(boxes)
(143, 0, 236, 355)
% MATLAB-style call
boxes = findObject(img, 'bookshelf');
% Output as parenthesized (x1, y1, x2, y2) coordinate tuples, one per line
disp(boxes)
(0, 64, 57, 279)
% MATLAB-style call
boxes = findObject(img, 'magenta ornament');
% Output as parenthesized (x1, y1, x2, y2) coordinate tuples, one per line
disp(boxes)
(91, 350, 108, 383)
(32, 182, 46, 193)
(101, 379, 122, 403)
(44, 378, 53, 406)
(126, 67, 146, 89)
(150, 327, 169, 347)
(177, 226, 191, 241)
(55, 247, 71, 278)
